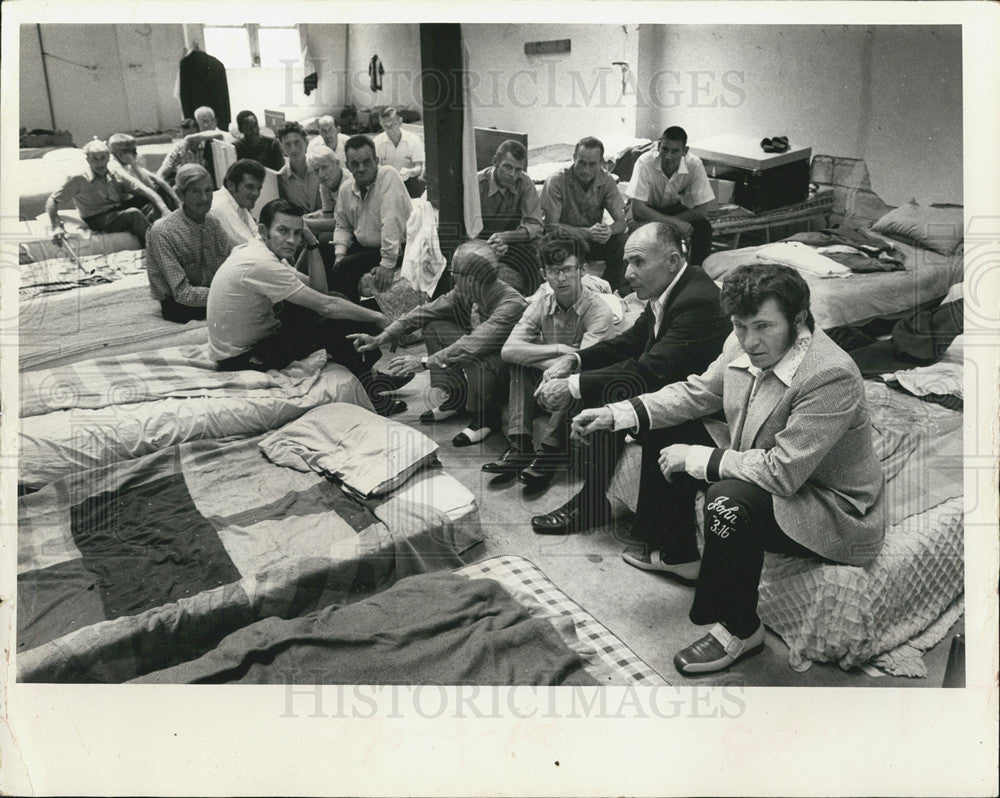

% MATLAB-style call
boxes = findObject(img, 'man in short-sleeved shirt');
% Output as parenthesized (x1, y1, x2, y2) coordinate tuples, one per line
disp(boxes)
(146, 164, 234, 322)
(485, 233, 615, 492)
(277, 121, 321, 213)
(373, 106, 426, 199)
(477, 139, 544, 295)
(626, 126, 717, 266)
(541, 136, 628, 292)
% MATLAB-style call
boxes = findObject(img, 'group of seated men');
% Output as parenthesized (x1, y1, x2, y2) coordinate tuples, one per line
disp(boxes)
(46, 114, 885, 674)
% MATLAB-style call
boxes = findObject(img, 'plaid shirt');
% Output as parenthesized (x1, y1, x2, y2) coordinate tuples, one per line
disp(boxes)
(146, 209, 234, 305)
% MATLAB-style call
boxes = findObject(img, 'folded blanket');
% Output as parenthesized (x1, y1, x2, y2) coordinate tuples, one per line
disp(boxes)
(258, 402, 439, 497)
(755, 241, 852, 278)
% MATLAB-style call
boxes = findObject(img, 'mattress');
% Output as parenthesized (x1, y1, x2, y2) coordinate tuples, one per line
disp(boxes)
(606, 375, 963, 676)
(702, 236, 962, 329)
(17, 434, 482, 683)
(132, 555, 666, 686)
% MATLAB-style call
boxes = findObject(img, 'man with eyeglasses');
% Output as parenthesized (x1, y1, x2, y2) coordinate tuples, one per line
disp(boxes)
(540, 136, 629, 293)
(373, 106, 426, 199)
(108, 133, 180, 211)
(481, 232, 615, 492)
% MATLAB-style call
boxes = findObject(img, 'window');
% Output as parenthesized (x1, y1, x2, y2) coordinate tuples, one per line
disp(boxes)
(202, 24, 300, 69)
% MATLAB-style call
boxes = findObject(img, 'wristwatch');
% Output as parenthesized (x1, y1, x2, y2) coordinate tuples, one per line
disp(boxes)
(421, 357, 429, 370)
(305, 242, 320, 251)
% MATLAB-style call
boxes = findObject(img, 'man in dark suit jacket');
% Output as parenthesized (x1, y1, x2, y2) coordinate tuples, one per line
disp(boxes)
(531, 222, 730, 534)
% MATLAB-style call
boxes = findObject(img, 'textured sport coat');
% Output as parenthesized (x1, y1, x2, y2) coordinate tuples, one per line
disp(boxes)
(576, 265, 730, 406)
(621, 329, 885, 566)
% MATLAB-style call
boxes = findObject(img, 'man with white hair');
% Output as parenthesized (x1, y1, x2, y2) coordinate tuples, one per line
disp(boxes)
(307, 115, 348, 162)
(108, 132, 179, 210)
(146, 163, 234, 322)
(373, 106, 425, 198)
(47, 139, 170, 247)
(303, 144, 343, 236)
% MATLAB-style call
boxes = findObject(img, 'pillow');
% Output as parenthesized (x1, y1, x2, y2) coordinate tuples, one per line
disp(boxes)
(258, 402, 439, 497)
(871, 201, 964, 256)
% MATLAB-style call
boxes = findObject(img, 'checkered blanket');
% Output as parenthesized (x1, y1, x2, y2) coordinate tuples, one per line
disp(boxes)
(21, 346, 329, 418)
(19, 249, 148, 298)
(18, 435, 482, 683)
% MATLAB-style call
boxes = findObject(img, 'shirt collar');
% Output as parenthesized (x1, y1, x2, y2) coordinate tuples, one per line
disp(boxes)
(730, 328, 813, 385)
(661, 155, 690, 181)
(541, 285, 590, 315)
(649, 263, 687, 322)
(350, 168, 381, 199)
(87, 165, 108, 182)
(488, 168, 516, 197)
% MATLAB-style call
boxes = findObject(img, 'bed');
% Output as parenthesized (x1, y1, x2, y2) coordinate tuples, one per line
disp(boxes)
(607, 343, 964, 677)
(131, 555, 667, 686)
(18, 405, 483, 683)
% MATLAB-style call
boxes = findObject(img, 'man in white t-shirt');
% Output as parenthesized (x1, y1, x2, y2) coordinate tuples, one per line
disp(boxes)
(373, 106, 425, 198)
(207, 198, 407, 415)
(625, 126, 717, 266)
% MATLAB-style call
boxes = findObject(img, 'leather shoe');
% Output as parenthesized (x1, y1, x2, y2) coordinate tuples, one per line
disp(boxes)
(530, 497, 611, 535)
(673, 623, 765, 675)
(373, 370, 415, 390)
(620, 546, 700, 586)
(482, 446, 535, 474)
(517, 451, 569, 491)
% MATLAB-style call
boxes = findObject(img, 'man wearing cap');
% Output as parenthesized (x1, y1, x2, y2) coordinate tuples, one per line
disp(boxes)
(47, 139, 170, 248)
(146, 164, 234, 322)
(108, 133, 180, 211)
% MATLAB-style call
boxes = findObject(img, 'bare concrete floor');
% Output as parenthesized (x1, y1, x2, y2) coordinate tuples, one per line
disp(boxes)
(382, 361, 963, 688)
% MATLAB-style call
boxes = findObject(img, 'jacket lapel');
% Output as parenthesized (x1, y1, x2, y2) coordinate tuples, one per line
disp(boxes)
(737, 373, 788, 451)
(646, 266, 695, 350)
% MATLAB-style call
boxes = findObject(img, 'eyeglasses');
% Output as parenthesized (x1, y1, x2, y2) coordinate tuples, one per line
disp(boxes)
(543, 266, 581, 278)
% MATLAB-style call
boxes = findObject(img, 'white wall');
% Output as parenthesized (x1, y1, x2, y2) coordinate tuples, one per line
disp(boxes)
(461, 24, 641, 150)
(344, 24, 422, 111)
(636, 25, 962, 206)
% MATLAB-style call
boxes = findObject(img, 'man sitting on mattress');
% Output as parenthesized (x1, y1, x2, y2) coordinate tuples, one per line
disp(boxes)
(146, 164, 234, 323)
(108, 132, 180, 211)
(207, 198, 405, 416)
(348, 239, 528, 446)
(210, 159, 266, 246)
(571, 262, 885, 675)
(47, 139, 171, 249)
(540, 136, 629, 293)
(625, 126, 717, 267)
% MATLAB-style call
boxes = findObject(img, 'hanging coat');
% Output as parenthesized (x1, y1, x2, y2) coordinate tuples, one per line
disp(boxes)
(179, 49, 232, 128)
(369, 54, 384, 92)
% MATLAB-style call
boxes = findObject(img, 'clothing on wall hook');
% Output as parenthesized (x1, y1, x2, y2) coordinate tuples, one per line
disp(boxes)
(611, 61, 631, 94)
(369, 54, 384, 92)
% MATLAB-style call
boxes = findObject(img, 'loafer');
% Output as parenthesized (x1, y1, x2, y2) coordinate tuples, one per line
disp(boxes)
(620, 546, 700, 586)
(517, 451, 569, 491)
(674, 623, 765, 675)
(452, 424, 494, 447)
(530, 498, 611, 535)
(482, 446, 535, 474)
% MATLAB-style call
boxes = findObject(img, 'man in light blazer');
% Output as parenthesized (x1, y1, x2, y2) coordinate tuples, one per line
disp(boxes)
(572, 262, 885, 675)
(530, 222, 730, 535)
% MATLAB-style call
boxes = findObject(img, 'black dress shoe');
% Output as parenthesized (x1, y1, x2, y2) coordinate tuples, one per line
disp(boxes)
(482, 446, 535, 474)
(373, 370, 415, 390)
(518, 451, 569, 491)
(530, 497, 611, 535)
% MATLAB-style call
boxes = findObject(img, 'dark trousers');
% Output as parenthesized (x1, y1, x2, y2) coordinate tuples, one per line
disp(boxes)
(328, 242, 405, 303)
(83, 196, 156, 247)
(634, 422, 819, 637)
(160, 298, 206, 324)
(627, 202, 714, 266)
(216, 303, 379, 378)
(588, 231, 628, 293)
(423, 318, 507, 427)
(404, 176, 426, 199)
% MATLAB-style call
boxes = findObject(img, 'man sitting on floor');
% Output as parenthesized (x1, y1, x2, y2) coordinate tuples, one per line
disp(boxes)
(307, 115, 349, 162)
(157, 118, 207, 185)
(233, 110, 285, 171)
(47, 139, 170, 248)
(146, 164, 233, 323)
(302, 144, 342, 239)
(477, 139, 544, 295)
(571, 262, 885, 674)
(373, 106, 426, 199)
(210, 159, 265, 245)
(484, 232, 615, 492)
(108, 132, 180, 211)
(530, 222, 730, 535)
(277, 121, 321, 213)
(626, 126, 717, 267)
(207, 198, 405, 416)
(540, 136, 629, 293)
(330, 135, 413, 303)
(349, 240, 528, 446)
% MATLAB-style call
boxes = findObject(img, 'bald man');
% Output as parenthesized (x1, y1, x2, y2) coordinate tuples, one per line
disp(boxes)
(307, 115, 349, 162)
(146, 164, 235, 322)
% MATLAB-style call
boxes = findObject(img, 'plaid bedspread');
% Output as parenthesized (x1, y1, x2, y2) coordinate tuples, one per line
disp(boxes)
(21, 346, 329, 418)
(19, 249, 147, 298)
(18, 435, 482, 683)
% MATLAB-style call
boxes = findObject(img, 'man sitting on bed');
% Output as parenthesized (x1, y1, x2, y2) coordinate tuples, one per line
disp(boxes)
(207, 198, 405, 416)
(625, 126, 717, 267)
(210, 159, 266, 246)
(571, 262, 885, 674)
(47, 139, 171, 249)
(348, 240, 528, 445)
(540, 136, 629, 293)
(146, 164, 234, 323)
(108, 132, 180, 211)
